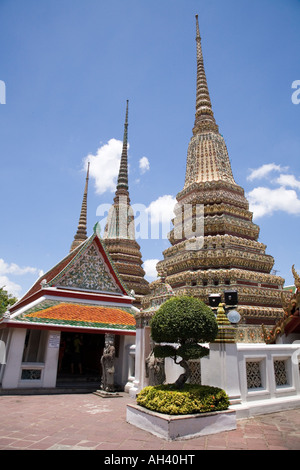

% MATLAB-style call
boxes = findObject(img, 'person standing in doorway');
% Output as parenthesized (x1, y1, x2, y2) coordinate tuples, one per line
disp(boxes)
(71, 334, 83, 374)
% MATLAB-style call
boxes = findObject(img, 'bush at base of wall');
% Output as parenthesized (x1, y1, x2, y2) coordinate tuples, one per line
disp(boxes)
(136, 384, 230, 415)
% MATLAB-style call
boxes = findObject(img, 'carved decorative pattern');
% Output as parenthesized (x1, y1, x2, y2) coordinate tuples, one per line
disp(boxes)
(246, 361, 262, 389)
(237, 326, 267, 343)
(21, 369, 42, 380)
(274, 360, 288, 386)
(57, 242, 121, 293)
(184, 133, 236, 187)
(188, 359, 201, 385)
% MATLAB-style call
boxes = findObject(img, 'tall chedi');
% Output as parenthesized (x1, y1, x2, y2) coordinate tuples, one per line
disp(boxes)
(151, 15, 285, 342)
(103, 101, 150, 308)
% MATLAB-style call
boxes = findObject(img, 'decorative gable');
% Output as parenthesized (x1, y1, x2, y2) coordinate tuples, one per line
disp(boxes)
(51, 240, 123, 294)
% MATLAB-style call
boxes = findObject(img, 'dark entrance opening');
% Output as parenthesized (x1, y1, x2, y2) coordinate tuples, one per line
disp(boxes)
(56, 331, 105, 389)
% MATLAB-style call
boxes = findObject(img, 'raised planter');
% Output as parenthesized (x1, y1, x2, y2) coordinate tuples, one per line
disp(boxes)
(126, 403, 236, 441)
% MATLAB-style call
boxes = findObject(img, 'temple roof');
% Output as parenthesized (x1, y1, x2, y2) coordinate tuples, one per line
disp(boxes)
(8, 300, 136, 334)
(6, 226, 134, 318)
(1, 228, 136, 333)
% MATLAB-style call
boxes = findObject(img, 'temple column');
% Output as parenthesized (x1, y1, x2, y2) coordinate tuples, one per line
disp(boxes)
(129, 316, 151, 397)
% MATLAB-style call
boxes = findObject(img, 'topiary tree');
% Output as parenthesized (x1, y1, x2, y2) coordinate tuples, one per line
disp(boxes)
(150, 296, 218, 389)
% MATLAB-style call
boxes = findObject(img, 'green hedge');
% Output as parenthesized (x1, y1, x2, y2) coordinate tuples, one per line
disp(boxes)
(136, 384, 230, 415)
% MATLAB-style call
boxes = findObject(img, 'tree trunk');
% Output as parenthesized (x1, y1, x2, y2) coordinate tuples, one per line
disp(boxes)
(174, 359, 190, 389)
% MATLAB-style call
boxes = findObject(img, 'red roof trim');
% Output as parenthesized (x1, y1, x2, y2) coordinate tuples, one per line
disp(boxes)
(6, 322, 136, 336)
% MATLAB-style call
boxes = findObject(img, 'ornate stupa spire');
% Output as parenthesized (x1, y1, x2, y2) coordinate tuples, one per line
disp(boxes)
(183, 15, 235, 187)
(105, 100, 134, 240)
(70, 162, 90, 252)
(193, 14, 218, 135)
(116, 99, 129, 192)
(147, 15, 286, 342)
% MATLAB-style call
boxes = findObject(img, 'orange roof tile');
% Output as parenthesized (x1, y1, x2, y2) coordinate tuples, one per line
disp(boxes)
(22, 303, 136, 330)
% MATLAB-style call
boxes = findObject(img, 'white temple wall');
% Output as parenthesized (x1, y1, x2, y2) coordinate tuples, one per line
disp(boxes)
(131, 324, 300, 417)
(164, 357, 185, 384)
(1, 328, 136, 391)
(1, 328, 61, 389)
(2, 328, 27, 389)
(201, 342, 300, 417)
(201, 343, 242, 404)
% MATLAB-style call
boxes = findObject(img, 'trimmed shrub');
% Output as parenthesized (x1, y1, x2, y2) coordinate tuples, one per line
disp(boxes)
(151, 296, 218, 344)
(136, 384, 230, 415)
(150, 296, 218, 388)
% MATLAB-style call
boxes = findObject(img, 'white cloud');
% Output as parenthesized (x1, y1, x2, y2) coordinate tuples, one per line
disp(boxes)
(247, 186, 300, 219)
(0, 259, 43, 299)
(275, 174, 300, 190)
(84, 138, 124, 195)
(146, 195, 176, 224)
(247, 163, 288, 181)
(0, 259, 39, 277)
(144, 195, 176, 240)
(0, 276, 22, 298)
(246, 162, 300, 219)
(143, 259, 160, 281)
(139, 156, 150, 174)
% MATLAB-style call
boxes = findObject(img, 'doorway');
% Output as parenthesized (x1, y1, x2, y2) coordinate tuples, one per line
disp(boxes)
(56, 331, 105, 387)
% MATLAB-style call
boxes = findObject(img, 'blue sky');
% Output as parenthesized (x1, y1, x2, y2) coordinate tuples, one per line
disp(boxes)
(0, 0, 299, 298)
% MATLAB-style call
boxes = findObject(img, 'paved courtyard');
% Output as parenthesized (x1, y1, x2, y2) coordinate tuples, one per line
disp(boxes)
(0, 392, 300, 451)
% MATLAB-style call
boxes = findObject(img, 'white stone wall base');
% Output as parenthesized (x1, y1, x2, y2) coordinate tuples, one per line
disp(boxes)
(232, 395, 300, 419)
(126, 404, 236, 441)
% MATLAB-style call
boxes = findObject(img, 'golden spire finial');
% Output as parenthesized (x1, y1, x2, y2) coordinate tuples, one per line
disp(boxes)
(193, 14, 218, 135)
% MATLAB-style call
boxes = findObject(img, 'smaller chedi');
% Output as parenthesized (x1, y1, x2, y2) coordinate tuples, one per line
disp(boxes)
(103, 101, 150, 309)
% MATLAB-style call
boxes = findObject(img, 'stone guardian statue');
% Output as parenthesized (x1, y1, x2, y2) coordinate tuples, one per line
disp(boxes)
(100, 334, 116, 392)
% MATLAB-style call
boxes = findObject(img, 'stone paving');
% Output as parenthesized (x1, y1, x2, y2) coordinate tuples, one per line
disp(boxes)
(0, 392, 300, 451)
